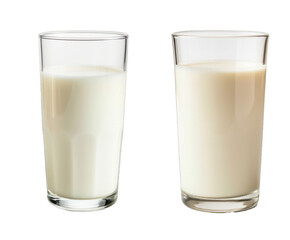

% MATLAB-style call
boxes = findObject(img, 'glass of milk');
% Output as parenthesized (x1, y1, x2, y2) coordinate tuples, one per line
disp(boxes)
(172, 31, 268, 212)
(39, 31, 128, 211)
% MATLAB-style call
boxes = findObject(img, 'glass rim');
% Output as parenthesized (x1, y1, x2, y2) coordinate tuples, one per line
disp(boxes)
(39, 30, 128, 41)
(172, 30, 269, 38)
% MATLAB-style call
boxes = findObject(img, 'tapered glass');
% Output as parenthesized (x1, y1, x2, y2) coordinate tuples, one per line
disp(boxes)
(39, 31, 128, 211)
(172, 30, 268, 212)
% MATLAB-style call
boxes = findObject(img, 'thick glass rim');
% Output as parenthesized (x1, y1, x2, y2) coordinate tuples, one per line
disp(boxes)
(172, 30, 269, 38)
(39, 30, 128, 41)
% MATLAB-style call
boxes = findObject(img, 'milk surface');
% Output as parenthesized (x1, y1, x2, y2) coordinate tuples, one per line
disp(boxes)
(41, 66, 126, 199)
(175, 62, 266, 198)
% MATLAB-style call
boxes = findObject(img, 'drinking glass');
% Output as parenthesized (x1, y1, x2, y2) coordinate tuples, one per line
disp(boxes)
(39, 31, 128, 211)
(172, 30, 268, 212)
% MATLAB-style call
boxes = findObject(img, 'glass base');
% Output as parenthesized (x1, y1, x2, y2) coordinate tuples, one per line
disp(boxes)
(47, 190, 117, 212)
(182, 190, 259, 213)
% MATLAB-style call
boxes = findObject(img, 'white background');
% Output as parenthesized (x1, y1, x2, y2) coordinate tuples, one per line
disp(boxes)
(0, 0, 288, 239)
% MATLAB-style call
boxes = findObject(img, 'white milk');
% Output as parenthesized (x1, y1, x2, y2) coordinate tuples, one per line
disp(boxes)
(41, 66, 126, 199)
(175, 62, 266, 198)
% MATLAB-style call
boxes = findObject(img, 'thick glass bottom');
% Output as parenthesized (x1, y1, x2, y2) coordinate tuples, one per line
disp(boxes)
(47, 190, 117, 211)
(182, 190, 259, 213)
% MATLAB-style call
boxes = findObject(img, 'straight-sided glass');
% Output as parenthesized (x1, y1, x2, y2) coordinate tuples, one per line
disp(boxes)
(39, 31, 128, 211)
(172, 31, 268, 212)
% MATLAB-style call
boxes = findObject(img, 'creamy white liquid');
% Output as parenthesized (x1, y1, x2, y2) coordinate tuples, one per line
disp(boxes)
(175, 62, 266, 198)
(41, 66, 126, 199)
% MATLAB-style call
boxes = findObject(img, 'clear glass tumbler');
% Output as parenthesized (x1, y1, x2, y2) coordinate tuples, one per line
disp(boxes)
(172, 30, 268, 212)
(39, 31, 128, 211)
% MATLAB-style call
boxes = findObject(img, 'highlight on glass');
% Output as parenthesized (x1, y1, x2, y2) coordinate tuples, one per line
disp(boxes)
(39, 31, 128, 211)
(172, 30, 268, 213)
